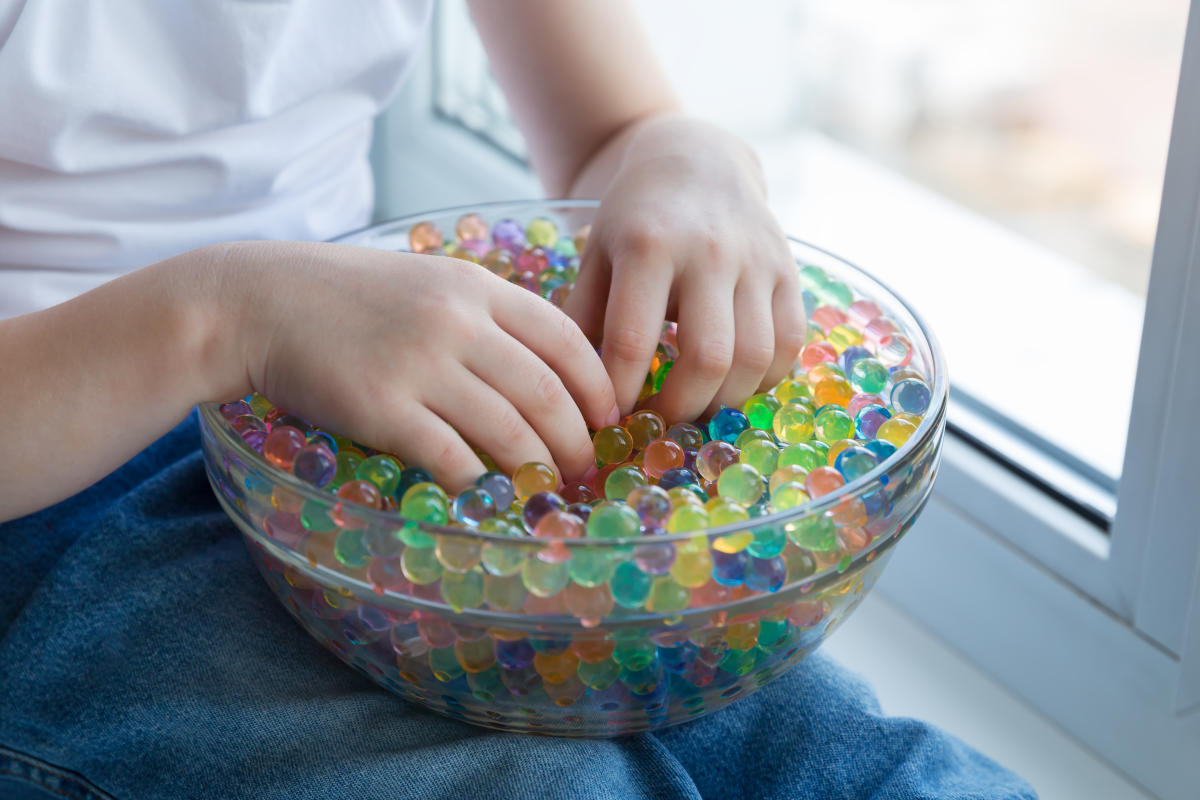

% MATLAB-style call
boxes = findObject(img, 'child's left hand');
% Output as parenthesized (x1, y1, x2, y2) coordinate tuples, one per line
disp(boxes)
(561, 115, 807, 423)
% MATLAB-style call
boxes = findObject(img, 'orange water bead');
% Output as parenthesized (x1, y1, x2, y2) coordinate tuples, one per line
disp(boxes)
(565, 582, 615, 627)
(534, 510, 585, 540)
(408, 221, 443, 253)
(332, 480, 382, 528)
(453, 637, 496, 673)
(838, 526, 871, 554)
(481, 248, 514, 279)
(624, 409, 666, 449)
(799, 341, 838, 371)
(642, 438, 685, 479)
(832, 498, 869, 528)
(513, 462, 557, 500)
(455, 212, 489, 242)
(804, 466, 845, 498)
(570, 636, 616, 663)
(263, 425, 306, 469)
(813, 375, 853, 408)
(533, 649, 580, 684)
(806, 362, 845, 386)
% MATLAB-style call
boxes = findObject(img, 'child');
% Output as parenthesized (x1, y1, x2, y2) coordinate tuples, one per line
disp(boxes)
(0, 2, 1034, 797)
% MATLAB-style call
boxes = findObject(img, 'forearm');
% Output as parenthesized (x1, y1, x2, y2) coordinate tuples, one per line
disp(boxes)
(0, 249, 244, 521)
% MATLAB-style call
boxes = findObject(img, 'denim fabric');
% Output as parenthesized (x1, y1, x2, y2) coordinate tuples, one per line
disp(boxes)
(0, 410, 1036, 800)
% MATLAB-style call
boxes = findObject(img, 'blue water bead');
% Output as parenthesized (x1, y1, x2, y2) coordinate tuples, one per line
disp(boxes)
(745, 556, 786, 592)
(475, 471, 515, 511)
(658, 467, 700, 490)
(865, 439, 898, 462)
(452, 487, 496, 526)
(863, 487, 892, 519)
(839, 345, 873, 375)
(711, 549, 747, 586)
(307, 430, 338, 453)
(834, 446, 878, 482)
(659, 640, 699, 674)
(566, 502, 593, 522)
(890, 378, 932, 415)
(529, 635, 571, 655)
(801, 288, 817, 318)
(396, 466, 434, 500)
(494, 638, 535, 670)
(708, 407, 749, 444)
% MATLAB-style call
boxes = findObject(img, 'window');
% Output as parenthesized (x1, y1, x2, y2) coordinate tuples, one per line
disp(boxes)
(375, 5, 1200, 797)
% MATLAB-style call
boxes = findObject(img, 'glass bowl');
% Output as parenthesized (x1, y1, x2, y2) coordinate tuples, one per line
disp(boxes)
(198, 199, 947, 737)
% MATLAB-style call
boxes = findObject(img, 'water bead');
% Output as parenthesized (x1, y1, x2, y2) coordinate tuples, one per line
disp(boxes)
(772, 403, 814, 444)
(491, 218, 524, 252)
(804, 466, 845, 498)
(292, 443, 337, 487)
(513, 462, 557, 500)
(626, 485, 673, 528)
(440, 570, 484, 612)
(703, 407, 746, 444)
(475, 471, 515, 511)
(646, 577, 690, 614)
(744, 556, 786, 593)
(826, 439, 859, 467)
(523, 491, 567, 530)
(847, 392, 885, 418)
(774, 378, 812, 405)
(769, 464, 809, 493)
(408, 221, 443, 253)
(849, 357, 889, 395)
(665, 422, 704, 450)
(807, 362, 845, 386)
(810, 305, 847, 334)
(890, 378, 932, 415)
(400, 482, 449, 525)
(230, 414, 267, 439)
(711, 549, 747, 586)
(525, 216, 559, 248)
(696, 440, 739, 482)
(865, 439, 899, 462)
(667, 485, 705, 508)
(717, 463, 766, 506)
(263, 425, 306, 470)
(706, 498, 750, 527)
(516, 247, 550, 274)
(481, 248, 514, 278)
(569, 548, 616, 588)
(534, 510, 585, 541)
(799, 341, 837, 371)
(455, 212, 489, 242)
(839, 345, 873, 376)
(564, 583, 614, 628)
(667, 504, 709, 534)
(813, 375, 853, 408)
(604, 465, 649, 501)
(894, 412, 924, 427)
(670, 548, 714, 589)
(624, 410, 666, 450)
(847, 299, 882, 328)
(876, 417, 918, 447)
(521, 557, 570, 597)
(220, 399, 252, 420)
(641, 438, 685, 479)
(396, 466, 434, 500)
(876, 333, 914, 368)
(586, 501, 642, 539)
(739, 439, 780, 476)
(835, 446, 879, 482)
(452, 487, 497, 526)
(854, 404, 893, 440)
(827, 324, 863, 353)
(811, 440, 831, 463)
(731, 429, 770, 450)
(658, 467, 700, 491)
(778, 443, 821, 472)
(814, 407, 854, 443)
(769, 481, 810, 512)
(356, 454, 403, 496)
(610, 561, 652, 608)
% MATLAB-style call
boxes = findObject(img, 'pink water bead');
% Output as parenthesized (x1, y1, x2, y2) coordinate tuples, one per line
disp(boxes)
(863, 316, 900, 346)
(810, 306, 847, 334)
(696, 440, 739, 483)
(847, 299, 882, 329)
(799, 341, 838, 371)
(847, 392, 885, 418)
(263, 425, 306, 470)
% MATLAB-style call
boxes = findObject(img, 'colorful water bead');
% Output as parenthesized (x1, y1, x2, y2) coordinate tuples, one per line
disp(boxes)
(890, 378, 932, 415)
(452, 487, 497, 526)
(513, 462, 557, 501)
(772, 403, 814, 444)
(292, 443, 337, 487)
(708, 407, 749, 444)
(409, 221, 443, 253)
(593, 425, 634, 466)
(716, 463, 766, 506)
(525, 217, 559, 248)
(642, 439, 685, 479)
(695, 440, 738, 482)
(604, 465, 649, 501)
(849, 357, 889, 394)
(263, 425, 306, 470)
(475, 471, 515, 511)
(625, 410, 666, 449)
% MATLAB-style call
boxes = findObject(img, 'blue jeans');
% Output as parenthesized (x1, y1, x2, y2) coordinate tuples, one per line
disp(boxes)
(0, 411, 1035, 799)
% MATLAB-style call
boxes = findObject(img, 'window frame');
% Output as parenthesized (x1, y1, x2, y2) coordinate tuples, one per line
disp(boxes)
(370, 4, 1200, 795)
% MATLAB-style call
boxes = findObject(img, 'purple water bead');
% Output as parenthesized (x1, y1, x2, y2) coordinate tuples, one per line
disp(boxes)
(492, 218, 525, 253)
(292, 443, 337, 487)
(219, 399, 252, 421)
(745, 556, 786, 593)
(494, 638, 535, 670)
(522, 491, 566, 531)
(711, 549, 747, 586)
(633, 540, 676, 574)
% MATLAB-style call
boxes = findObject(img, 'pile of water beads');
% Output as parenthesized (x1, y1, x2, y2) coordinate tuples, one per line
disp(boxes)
(209, 210, 939, 733)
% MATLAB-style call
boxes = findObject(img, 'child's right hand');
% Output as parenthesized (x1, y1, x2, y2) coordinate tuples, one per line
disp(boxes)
(204, 241, 618, 490)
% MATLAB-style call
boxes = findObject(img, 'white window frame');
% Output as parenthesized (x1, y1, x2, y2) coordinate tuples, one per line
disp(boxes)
(371, 5, 1200, 797)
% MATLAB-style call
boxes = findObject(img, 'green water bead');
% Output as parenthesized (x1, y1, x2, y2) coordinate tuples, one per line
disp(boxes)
(817, 280, 853, 308)
(707, 498, 750, 527)
(773, 403, 815, 444)
(521, 557, 570, 597)
(401, 545, 443, 584)
(483, 573, 527, 611)
(401, 482, 449, 525)
(814, 407, 854, 443)
(747, 526, 787, 559)
(440, 569, 484, 611)
(787, 513, 838, 551)
(734, 428, 773, 449)
(301, 499, 336, 532)
(770, 481, 811, 513)
(716, 463, 765, 506)
(646, 576, 691, 614)
(355, 454, 402, 496)
(331, 451, 363, 489)
(667, 504, 709, 534)
(568, 548, 616, 587)
(612, 635, 656, 670)
(740, 439, 780, 476)
(429, 646, 465, 682)
(586, 501, 642, 539)
(577, 658, 620, 691)
(799, 264, 829, 288)
(610, 561, 652, 608)
(653, 360, 673, 392)
(742, 393, 782, 429)
(604, 465, 649, 501)
(779, 443, 822, 472)
(758, 618, 790, 648)
(468, 667, 505, 702)
(849, 357, 889, 394)
(398, 520, 434, 549)
(774, 378, 812, 406)
(334, 528, 371, 567)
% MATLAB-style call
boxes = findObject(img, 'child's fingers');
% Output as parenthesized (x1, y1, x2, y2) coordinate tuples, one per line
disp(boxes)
(709, 280, 775, 414)
(382, 405, 488, 494)
(601, 256, 672, 414)
(465, 329, 597, 480)
(647, 277, 735, 423)
(493, 287, 619, 430)
(559, 244, 609, 347)
(428, 368, 559, 481)
(761, 281, 807, 389)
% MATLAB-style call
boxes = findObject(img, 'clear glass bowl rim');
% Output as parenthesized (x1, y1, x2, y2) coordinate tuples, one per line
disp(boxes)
(199, 198, 947, 550)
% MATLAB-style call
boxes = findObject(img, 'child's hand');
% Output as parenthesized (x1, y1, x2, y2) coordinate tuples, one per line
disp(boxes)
(215, 241, 618, 490)
(562, 116, 806, 423)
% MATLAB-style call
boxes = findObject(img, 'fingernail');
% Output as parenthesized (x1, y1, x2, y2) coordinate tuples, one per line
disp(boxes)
(605, 405, 621, 427)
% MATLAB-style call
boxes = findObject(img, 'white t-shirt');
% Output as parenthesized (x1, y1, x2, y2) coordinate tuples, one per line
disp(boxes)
(0, 0, 431, 319)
